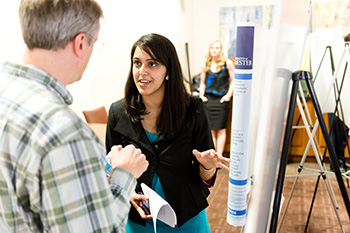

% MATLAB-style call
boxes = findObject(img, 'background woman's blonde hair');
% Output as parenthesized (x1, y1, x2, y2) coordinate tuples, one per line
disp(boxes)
(204, 40, 226, 73)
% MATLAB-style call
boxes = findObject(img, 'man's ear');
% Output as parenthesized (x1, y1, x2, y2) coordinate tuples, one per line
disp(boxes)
(72, 32, 86, 58)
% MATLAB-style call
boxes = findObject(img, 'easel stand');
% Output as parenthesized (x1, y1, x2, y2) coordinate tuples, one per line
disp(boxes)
(276, 93, 343, 231)
(269, 71, 350, 233)
(304, 44, 350, 231)
(277, 44, 350, 233)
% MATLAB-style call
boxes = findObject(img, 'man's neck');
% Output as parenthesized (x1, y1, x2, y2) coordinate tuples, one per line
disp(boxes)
(21, 46, 75, 86)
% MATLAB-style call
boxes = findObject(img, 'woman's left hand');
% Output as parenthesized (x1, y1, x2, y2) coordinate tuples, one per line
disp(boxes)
(193, 149, 231, 171)
(220, 94, 231, 103)
(130, 192, 153, 219)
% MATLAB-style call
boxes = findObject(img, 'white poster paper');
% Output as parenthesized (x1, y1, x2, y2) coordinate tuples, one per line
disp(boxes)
(227, 24, 255, 227)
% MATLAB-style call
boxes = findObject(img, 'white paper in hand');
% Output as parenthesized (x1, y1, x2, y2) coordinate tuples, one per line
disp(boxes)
(141, 183, 177, 233)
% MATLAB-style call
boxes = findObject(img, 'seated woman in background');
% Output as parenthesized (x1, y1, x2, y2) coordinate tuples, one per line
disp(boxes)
(105, 33, 230, 233)
(199, 40, 235, 158)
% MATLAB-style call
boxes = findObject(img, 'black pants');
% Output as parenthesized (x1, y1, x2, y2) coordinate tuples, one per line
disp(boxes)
(328, 113, 349, 168)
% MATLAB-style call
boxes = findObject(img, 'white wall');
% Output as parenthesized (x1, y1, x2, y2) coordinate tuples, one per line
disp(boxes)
(0, 0, 274, 119)
(69, 0, 181, 118)
(190, 0, 276, 77)
(0, 1, 25, 64)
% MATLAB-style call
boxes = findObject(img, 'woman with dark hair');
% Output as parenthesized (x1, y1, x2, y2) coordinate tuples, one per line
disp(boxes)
(106, 33, 230, 232)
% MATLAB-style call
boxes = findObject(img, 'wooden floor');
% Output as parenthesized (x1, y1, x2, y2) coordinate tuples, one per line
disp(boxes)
(206, 162, 350, 233)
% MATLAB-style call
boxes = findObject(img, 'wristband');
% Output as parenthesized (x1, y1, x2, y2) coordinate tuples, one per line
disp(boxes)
(200, 164, 213, 170)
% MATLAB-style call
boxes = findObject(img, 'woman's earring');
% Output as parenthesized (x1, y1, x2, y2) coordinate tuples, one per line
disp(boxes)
(165, 76, 169, 80)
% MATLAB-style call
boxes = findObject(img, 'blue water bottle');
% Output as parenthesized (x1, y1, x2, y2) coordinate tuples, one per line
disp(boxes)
(106, 152, 112, 178)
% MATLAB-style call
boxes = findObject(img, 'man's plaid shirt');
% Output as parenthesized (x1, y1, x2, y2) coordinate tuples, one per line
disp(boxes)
(0, 61, 136, 233)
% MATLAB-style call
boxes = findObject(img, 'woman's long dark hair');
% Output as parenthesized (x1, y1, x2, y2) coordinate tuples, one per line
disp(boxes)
(124, 33, 194, 139)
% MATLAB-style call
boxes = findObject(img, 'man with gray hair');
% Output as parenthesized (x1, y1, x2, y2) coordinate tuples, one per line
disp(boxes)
(0, 0, 148, 232)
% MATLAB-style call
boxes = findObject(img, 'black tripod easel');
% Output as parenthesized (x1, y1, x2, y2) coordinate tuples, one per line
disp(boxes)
(269, 70, 350, 233)
(304, 43, 350, 232)
(275, 45, 350, 233)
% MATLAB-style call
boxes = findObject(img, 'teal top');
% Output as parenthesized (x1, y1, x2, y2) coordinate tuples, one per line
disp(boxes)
(126, 130, 211, 233)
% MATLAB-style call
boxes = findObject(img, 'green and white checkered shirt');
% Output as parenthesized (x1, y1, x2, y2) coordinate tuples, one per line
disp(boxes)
(0, 61, 136, 233)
